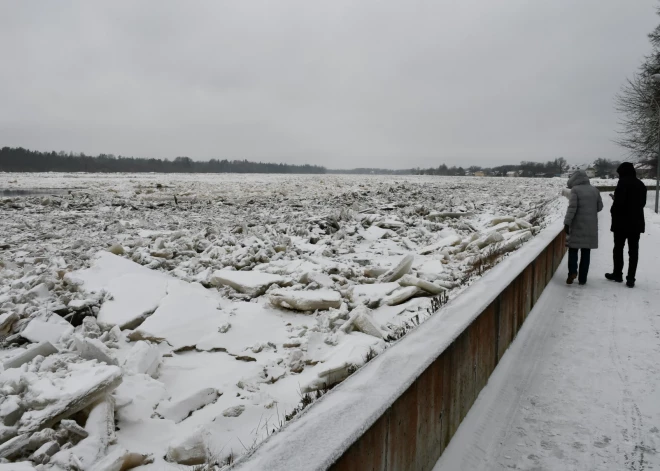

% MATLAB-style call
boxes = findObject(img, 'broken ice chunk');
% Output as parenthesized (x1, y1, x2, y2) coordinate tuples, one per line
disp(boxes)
(210, 269, 284, 297)
(427, 211, 473, 220)
(269, 289, 341, 311)
(349, 306, 387, 339)
(382, 286, 421, 306)
(0, 433, 29, 459)
(66, 252, 169, 329)
(73, 335, 118, 366)
(466, 231, 504, 251)
(515, 218, 532, 229)
(302, 332, 385, 392)
(122, 341, 161, 377)
(60, 419, 89, 439)
(97, 274, 167, 329)
(417, 235, 461, 255)
(108, 243, 125, 255)
(21, 313, 73, 345)
(18, 362, 123, 433)
(397, 274, 445, 295)
(155, 388, 220, 423)
(3, 341, 58, 370)
(166, 426, 209, 465)
(0, 395, 23, 426)
(359, 226, 392, 240)
(29, 440, 60, 464)
(131, 280, 230, 351)
(25, 283, 49, 300)
(299, 271, 334, 288)
(0, 313, 17, 336)
(379, 254, 414, 282)
(363, 266, 389, 278)
(489, 215, 515, 226)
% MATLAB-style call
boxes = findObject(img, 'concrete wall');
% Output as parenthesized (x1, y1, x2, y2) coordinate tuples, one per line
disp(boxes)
(330, 231, 566, 471)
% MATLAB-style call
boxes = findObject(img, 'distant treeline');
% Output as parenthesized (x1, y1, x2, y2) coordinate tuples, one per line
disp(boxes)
(328, 168, 414, 175)
(0, 147, 327, 174)
(414, 158, 570, 177)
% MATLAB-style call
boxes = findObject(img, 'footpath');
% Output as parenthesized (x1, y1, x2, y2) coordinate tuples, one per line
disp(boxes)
(435, 200, 660, 471)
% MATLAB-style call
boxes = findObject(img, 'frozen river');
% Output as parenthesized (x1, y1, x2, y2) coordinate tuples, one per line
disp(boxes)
(0, 173, 568, 469)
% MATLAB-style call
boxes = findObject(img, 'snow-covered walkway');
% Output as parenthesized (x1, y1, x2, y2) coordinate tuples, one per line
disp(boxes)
(435, 201, 660, 471)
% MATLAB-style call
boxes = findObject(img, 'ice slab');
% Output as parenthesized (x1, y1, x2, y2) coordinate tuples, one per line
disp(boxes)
(132, 280, 229, 351)
(21, 313, 73, 345)
(67, 252, 169, 329)
(210, 270, 284, 297)
(17, 360, 123, 433)
(269, 289, 342, 311)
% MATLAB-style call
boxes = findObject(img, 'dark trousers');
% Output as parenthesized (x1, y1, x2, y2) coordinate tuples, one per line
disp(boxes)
(568, 248, 591, 283)
(613, 232, 640, 281)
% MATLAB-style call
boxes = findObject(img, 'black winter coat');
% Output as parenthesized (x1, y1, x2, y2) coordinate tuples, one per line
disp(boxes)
(610, 162, 647, 234)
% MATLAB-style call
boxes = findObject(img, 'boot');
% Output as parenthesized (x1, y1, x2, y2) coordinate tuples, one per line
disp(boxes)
(566, 273, 577, 285)
(605, 273, 623, 283)
(626, 278, 635, 288)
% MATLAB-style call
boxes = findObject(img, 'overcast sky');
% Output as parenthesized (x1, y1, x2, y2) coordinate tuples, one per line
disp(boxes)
(0, 1, 657, 169)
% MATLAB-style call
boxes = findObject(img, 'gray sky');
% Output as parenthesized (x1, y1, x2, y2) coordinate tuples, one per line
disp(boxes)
(0, 1, 657, 169)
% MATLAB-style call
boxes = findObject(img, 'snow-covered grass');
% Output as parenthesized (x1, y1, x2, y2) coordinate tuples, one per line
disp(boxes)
(0, 173, 567, 469)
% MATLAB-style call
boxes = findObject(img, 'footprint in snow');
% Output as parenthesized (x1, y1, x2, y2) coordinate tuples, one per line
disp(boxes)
(572, 441, 585, 451)
(593, 436, 611, 448)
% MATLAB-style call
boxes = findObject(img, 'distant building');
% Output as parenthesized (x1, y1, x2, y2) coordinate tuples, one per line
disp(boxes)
(506, 171, 518, 177)
(474, 171, 486, 177)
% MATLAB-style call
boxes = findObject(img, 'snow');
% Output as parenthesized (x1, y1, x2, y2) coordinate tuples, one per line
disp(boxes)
(435, 201, 660, 470)
(0, 173, 568, 468)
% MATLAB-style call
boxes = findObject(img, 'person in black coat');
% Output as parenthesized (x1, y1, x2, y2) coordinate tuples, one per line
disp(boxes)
(605, 162, 647, 287)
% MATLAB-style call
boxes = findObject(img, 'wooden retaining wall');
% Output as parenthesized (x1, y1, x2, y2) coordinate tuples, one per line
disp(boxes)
(330, 231, 566, 471)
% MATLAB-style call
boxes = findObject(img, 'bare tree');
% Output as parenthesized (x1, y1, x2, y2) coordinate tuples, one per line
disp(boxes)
(554, 157, 569, 174)
(615, 7, 660, 177)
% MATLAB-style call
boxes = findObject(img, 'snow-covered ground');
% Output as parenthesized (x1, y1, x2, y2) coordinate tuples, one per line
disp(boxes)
(435, 201, 660, 471)
(0, 173, 566, 469)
